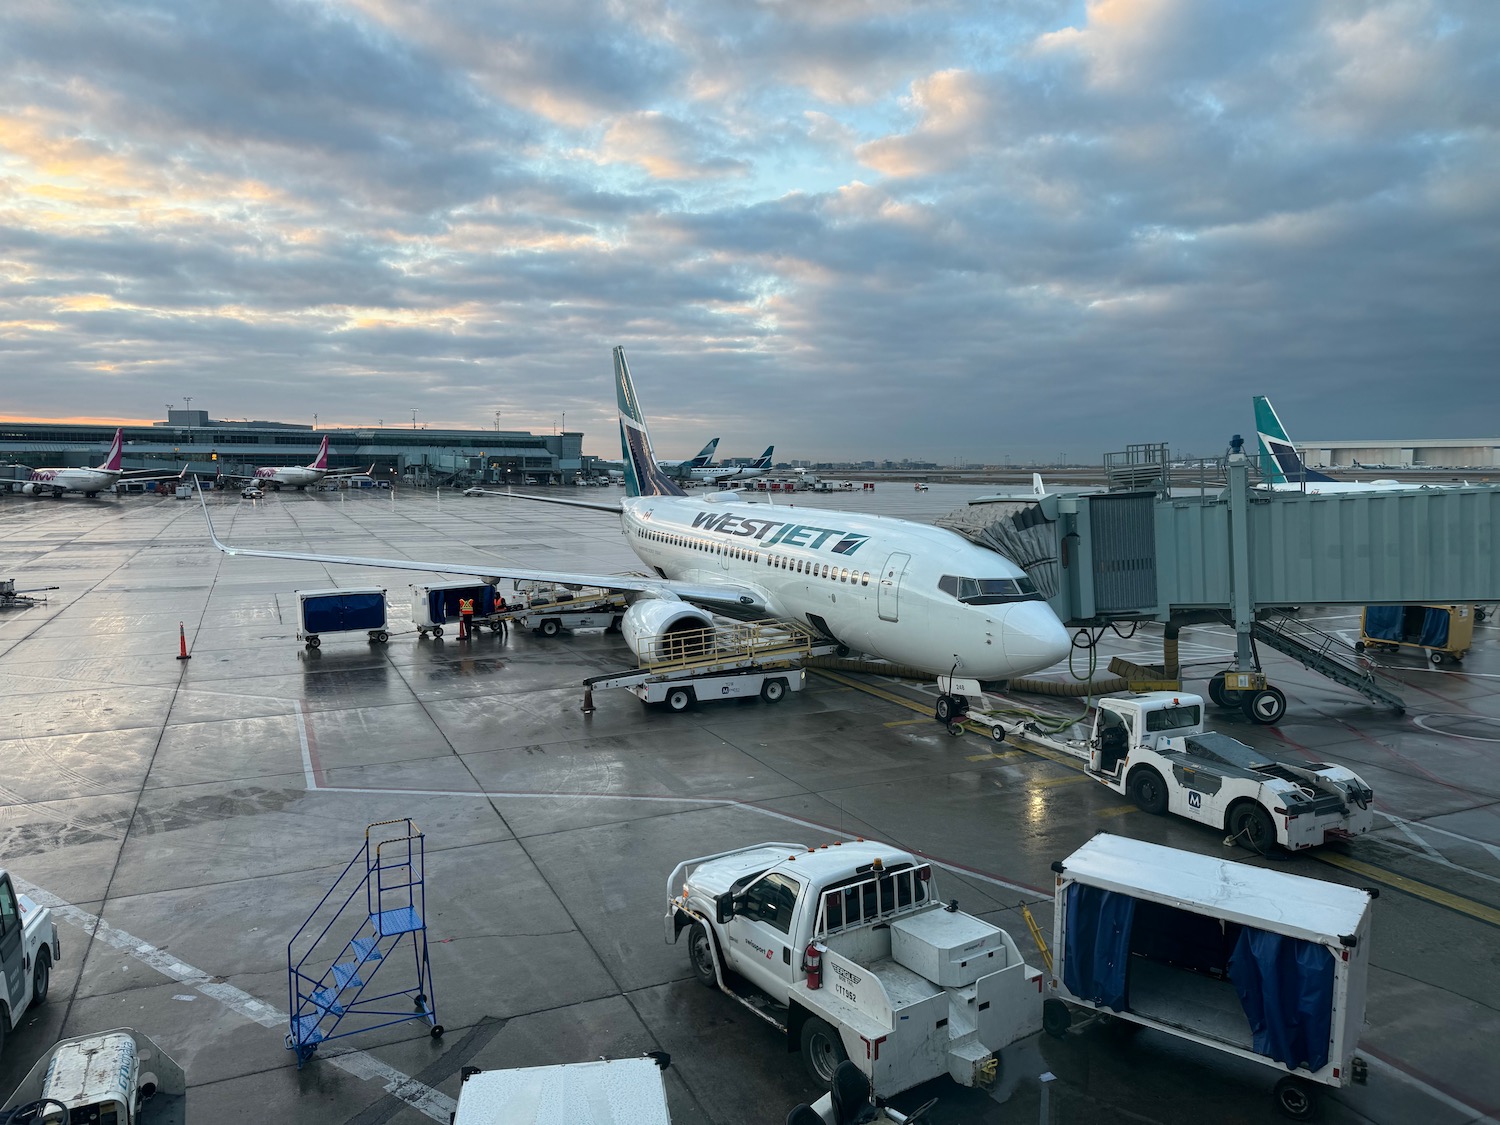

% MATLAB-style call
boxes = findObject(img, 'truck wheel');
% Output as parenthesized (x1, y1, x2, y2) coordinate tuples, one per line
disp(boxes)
(1042, 998, 1071, 1039)
(688, 922, 719, 988)
(1127, 768, 1168, 815)
(760, 678, 787, 703)
(1208, 672, 1228, 707)
(799, 1016, 849, 1089)
(1230, 802, 1277, 854)
(1273, 1075, 1317, 1120)
(666, 687, 694, 713)
(1242, 686, 1287, 725)
(541, 619, 561, 637)
(31, 951, 50, 1006)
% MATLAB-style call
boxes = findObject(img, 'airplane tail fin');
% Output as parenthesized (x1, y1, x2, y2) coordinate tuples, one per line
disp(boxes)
(615, 347, 687, 499)
(99, 428, 123, 472)
(1253, 396, 1334, 483)
(686, 438, 720, 468)
(309, 435, 329, 471)
(1032, 473, 1047, 499)
(751, 445, 774, 470)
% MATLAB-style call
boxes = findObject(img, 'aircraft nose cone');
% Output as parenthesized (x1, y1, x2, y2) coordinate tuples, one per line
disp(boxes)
(999, 601, 1071, 675)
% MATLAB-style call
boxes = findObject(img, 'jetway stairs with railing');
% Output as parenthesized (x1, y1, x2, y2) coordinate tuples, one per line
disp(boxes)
(285, 818, 442, 1067)
(1252, 611, 1406, 714)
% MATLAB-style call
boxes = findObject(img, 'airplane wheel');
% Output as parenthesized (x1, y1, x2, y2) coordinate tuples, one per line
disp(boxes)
(1207, 672, 1228, 707)
(1242, 686, 1287, 725)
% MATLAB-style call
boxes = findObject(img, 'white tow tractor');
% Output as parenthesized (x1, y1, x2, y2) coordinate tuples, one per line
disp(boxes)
(665, 840, 1043, 1098)
(0, 870, 60, 1061)
(965, 688, 1375, 853)
(2, 1029, 186, 1123)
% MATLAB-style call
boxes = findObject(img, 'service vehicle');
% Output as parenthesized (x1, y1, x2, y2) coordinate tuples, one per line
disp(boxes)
(969, 689, 1374, 853)
(240, 484, 263, 499)
(1047, 834, 1373, 1120)
(665, 839, 1043, 1097)
(0, 869, 60, 1060)
(1, 1028, 185, 1123)
(506, 585, 627, 637)
(450, 1055, 670, 1125)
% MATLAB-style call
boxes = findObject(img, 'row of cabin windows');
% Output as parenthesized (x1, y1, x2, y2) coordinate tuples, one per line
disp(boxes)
(636, 527, 871, 586)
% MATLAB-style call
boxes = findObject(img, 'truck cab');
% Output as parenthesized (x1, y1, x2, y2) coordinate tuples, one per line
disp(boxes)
(0, 870, 60, 1057)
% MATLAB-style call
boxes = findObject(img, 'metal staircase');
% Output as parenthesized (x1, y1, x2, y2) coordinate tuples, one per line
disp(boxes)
(286, 818, 442, 1066)
(1253, 611, 1406, 714)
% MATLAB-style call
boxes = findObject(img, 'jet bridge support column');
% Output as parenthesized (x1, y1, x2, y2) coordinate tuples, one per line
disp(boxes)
(1223, 451, 1279, 722)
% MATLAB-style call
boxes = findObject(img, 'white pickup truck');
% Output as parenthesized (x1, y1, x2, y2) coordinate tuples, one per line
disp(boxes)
(0, 869, 61, 1060)
(1086, 693, 1375, 852)
(665, 840, 1042, 1096)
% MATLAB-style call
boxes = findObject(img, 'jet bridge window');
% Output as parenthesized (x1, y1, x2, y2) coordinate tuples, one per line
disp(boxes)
(937, 575, 1042, 605)
(744, 872, 802, 935)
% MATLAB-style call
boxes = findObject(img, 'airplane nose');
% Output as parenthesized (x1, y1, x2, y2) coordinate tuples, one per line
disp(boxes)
(998, 601, 1072, 675)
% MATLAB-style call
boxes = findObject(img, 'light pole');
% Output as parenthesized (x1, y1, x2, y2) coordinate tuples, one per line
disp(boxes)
(494, 411, 500, 431)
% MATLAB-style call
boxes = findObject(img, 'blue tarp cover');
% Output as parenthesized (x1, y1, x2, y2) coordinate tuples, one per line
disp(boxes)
(1362, 605, 1402, 642)
(1063, 883, 1135, 1011)
(1227, 927, 1335, 1072)
(302, 592, 386, 634)
(1418, 607, 1449, 647)
(1364, 605, 1450, 648)
(428, 585, 496, 623)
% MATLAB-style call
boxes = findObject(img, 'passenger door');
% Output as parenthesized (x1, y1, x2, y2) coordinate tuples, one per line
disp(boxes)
(726, 871, 804, 997)
(877, 552, 911, 622)
(0, 876, 26, 1018)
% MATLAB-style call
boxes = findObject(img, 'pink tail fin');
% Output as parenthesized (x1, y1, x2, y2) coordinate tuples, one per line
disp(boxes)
(100, 428, 124, 472)
(310, 435, 329, 470)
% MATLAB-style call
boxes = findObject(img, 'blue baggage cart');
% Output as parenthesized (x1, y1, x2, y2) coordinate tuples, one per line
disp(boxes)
(296, 587, 389, 649)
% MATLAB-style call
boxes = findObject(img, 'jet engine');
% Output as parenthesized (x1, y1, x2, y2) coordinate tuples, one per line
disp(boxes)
(620, 598, 714, 663)
(19, 482, 43, 495)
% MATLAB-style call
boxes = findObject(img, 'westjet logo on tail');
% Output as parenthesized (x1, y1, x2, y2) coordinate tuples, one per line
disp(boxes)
(689, 512, 869, 556)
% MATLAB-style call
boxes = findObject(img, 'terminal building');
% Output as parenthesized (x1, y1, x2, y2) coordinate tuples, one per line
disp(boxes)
(0, 409, 601, 487)
(1292, 437, 1500, 470)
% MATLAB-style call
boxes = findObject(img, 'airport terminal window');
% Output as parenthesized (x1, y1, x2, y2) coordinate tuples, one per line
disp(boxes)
(937, 575, 1042, 605)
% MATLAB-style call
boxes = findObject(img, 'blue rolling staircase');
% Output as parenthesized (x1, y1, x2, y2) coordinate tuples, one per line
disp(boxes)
(286, 818, 442, 1066)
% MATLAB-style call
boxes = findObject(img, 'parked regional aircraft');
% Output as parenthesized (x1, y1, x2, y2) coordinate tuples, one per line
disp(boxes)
(200, 349, 1071, 681)
(1254, 397, 1447, 494)
(19, 428, 183, 498)
(220, 436, 371, 491)
(681, 446, 776, 484)
(658, 438, 720, 478)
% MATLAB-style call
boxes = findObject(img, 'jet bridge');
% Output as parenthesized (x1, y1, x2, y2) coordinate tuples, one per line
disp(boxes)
(943, 456, 1500, 723)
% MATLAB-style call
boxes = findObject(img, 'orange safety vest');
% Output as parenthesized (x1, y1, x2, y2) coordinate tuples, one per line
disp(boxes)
(459, 598, 475, 615)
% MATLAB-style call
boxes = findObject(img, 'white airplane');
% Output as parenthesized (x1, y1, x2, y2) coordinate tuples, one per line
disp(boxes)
(223, 436, 371, 491)
(1254, 397, 1449, 494)
(658, 437, 720, 477)
(200, 348, 1071, 681)
(19, 428, 182, 498)
(681, 445, 776, 484)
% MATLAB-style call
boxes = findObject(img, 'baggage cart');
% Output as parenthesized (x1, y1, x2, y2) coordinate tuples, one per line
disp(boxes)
(296, 587, 389, 648)
(410, 581, 497, 638)
(1047, 833, 1373, 1120)
(1358, 604, 1474, 665)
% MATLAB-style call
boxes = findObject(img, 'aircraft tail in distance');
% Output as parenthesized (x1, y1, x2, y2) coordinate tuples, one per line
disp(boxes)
(1253, 396, 1334, 484)
(308, 435, 330, 471)
(615, 347, 688, 500)
(750, 446, 774, 470)
(686, 438, 720, 468)
(98, 428, 124, 472)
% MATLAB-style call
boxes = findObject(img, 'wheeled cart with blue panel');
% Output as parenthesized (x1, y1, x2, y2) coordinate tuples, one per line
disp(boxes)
(1046, 833, 1374, 1121)
(410, 581, 497, 638)
(296, 587, 389, 648)
(1358, 604, 1474, 665)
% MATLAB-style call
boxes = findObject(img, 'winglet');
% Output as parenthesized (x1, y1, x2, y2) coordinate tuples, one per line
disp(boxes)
(196, 479, 235, 555)
(614, 347, 687, 499)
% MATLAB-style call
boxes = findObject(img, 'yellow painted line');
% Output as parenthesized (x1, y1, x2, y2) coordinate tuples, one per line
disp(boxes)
(1029, 773, 1091, 789)
(883, 717, 933, 728)
(1317, 852, 1500, 929)
(1096, 804, 1139, 819)
(966, 750, 1026, 763)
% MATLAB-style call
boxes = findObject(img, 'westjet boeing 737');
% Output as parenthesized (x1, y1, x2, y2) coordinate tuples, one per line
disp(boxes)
(1254, 397, 1447, 494)
(201, 348, 1071, 681)
(681, 445, 776, 484)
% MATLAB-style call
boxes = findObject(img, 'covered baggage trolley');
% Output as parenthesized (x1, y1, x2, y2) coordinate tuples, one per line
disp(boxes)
(1358, 604, 1474, 665)
(410, 581, 496, 638)
(1047, 833, 1373, 1120)
(296, 587, 389, 648)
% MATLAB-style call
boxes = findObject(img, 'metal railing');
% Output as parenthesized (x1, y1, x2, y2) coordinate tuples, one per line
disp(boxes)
(638, 620, 816, 673)
(813, 864, 932, 938)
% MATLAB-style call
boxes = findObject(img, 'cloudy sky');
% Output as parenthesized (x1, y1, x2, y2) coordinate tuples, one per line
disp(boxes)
(1, 0, 1496, 462)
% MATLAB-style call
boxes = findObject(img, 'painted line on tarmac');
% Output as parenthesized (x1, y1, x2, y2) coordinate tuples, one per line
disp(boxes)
(1316, 852, 1500, 929)
(13, 876, 456, 1123)
(1361, 1046, 1500, 1124)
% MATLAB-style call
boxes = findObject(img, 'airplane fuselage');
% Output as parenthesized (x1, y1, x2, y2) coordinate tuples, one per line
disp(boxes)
(619, 496, 1069, 681)
(255, 466, 325, 488)
(23, 467, 120, 496)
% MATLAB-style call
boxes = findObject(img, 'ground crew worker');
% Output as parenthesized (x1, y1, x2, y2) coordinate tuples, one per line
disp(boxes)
(458, 596, 475, 639)
(495, 594, 508, 638)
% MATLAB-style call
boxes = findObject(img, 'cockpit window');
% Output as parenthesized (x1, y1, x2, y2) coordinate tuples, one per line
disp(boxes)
(937, 575, 1042, 605)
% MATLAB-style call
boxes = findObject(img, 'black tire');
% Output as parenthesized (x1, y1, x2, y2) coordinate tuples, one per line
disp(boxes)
(1243, 686, 1288, 725)
(31, 951, 49, 1007)
(1273, 1075, 1317, 1120)
(1042, 998, 1071, 1039)
(688, 922, 719, 987)
(1430, 651, 1445, 665)
(1128, 767, 1168, 815)
(430, 1025, 445, 1039)
(1208, 672, 1228, 707)
(541, 619, 561, 638)
(799, 1016, 849, 1089)
(432, 625, 443, 638)
(666, 687, 693, 713)
(760, 678, 787, 703)
(1230, 802, 1278, 853)
(373, 630, 388, 643)
(306, 635, 321, 649)
(991, 724, 1006, 744)
(489, 621, 501, 633)
(1353, 640, 1365, 652)
(935, 696, 954, 723)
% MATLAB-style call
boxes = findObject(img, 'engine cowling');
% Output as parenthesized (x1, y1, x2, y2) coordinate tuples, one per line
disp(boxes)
(620, 598, 714, 663)
(20, 482, 41, 495)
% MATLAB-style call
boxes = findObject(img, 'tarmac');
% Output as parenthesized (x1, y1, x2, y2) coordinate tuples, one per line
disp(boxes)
(0, 482, 1496, 1125)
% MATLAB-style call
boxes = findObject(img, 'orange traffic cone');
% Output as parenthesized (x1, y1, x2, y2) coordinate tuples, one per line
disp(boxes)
(176, 621, 191, 660)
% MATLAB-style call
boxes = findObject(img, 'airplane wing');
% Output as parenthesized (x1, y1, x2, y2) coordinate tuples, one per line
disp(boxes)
(196, 484, 764, 610)
(119, 465, 189, 481)
(460, 488, 623, 514)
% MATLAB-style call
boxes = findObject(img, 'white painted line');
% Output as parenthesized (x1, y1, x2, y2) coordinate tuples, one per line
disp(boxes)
(12, 876, 456, 1122)
(295, 700, 317, 790)
(1361, 1052, 1500, 1124)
